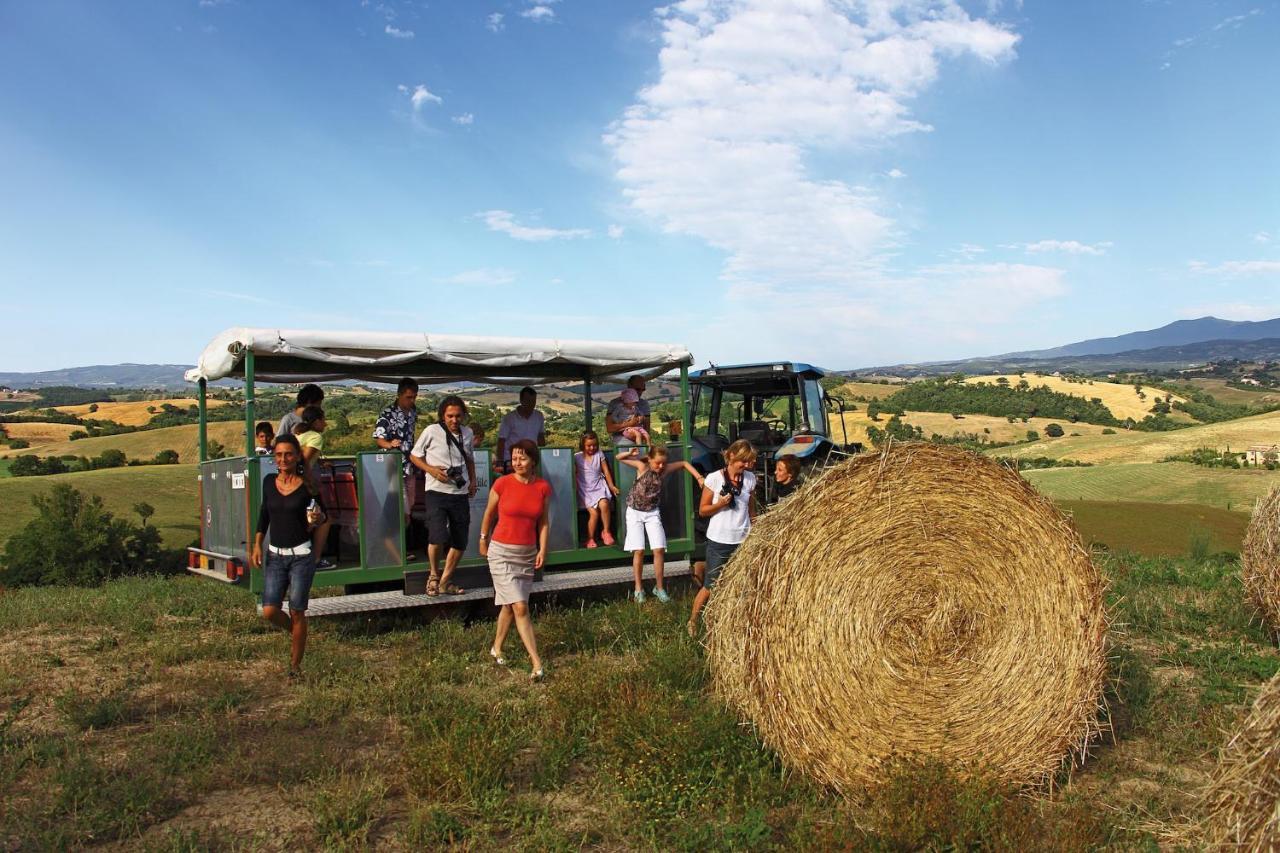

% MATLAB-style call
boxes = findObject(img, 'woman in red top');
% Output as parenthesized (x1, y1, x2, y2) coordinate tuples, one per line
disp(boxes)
(478, 439, 551, 680)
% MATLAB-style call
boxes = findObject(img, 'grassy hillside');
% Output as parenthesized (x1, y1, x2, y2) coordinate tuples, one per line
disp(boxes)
(1060, 500, 1247, 556)
(830, 411, 1113, 447)
(833, 381, 905, 400)
(0, 420, 245, 464)
(1183, 377, 1280, 406)
(993, 408, 1280, 465)
(50, 398, 230, 426)
(964, 374, 1189, 422)
(0, 465, 198, 549)
(1022, 462, 1280, 511)
(1, 422, 81, 448)
(1, 554, 1275, 848)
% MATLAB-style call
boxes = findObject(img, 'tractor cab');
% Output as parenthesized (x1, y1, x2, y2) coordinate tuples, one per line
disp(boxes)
(687, 363, 859, 489)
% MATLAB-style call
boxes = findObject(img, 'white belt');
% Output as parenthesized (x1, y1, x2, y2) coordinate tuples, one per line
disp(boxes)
(268, 542, 312, 556)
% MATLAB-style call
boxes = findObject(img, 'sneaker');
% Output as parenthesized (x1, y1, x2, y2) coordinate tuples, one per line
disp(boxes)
(315, 558, 336, 570)
(653, 588, 670, 603)
(632, 589, 646, 604)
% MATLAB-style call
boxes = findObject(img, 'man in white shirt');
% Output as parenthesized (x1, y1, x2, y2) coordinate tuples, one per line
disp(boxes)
(410, 395, 477, 595)
(495, 386, 547, 475)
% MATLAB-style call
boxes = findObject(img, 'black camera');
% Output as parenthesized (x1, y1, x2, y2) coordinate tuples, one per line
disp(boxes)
(719, 482, 736, 509)
(446, 466, 466, 489)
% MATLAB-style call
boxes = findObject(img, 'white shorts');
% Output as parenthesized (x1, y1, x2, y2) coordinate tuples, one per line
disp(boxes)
(623, 506, 667, 552)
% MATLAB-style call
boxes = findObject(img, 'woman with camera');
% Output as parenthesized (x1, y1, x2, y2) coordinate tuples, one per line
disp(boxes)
(249, 434, 326, 678)
(410, 395, 477, 596)
(688, 439, 757, 636)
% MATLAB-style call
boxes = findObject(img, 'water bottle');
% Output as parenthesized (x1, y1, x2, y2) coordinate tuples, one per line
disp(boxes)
(307, 498, 320, 525)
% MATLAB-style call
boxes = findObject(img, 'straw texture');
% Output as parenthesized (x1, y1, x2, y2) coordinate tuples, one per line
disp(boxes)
(1201, 672, 1280, 851)
(703, 442, 1107, 792)
(1242, 486, 1280, 635)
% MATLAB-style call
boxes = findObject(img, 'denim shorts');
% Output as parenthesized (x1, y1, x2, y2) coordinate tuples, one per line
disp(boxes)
(262, 550, 317, 612)
(704, 539, 740, 590)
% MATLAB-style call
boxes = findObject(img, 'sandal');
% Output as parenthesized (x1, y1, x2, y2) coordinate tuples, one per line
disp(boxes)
(442, 582, 466, 595)
(490, 648, 507, 666)
(426, 574, 440, 597)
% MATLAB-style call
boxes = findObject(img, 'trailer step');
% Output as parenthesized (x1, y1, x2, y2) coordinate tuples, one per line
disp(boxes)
(278, 560, 693, 617)
(186, 566, 238, 584)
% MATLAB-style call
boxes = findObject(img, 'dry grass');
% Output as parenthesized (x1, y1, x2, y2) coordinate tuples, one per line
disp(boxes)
(1200, 672, 1280, 850)
(0, 421, 245, 463)
(48, 398, 229, 426)
(829, 410, 1112, 447)
(964, 375, 1189, 422)
(704, 442, 1108, 792)
(833, 381, 906, 400)
(993, 408, 1280, 465)
(1184, 378, 1280, 407)
(1, 422, 81, 448)
(1242, 486, 1280, 635)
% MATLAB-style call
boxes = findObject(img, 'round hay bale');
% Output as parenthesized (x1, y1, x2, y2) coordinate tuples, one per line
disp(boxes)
(703, 442, 1107, 792)
(1201, 672, 1280, 850)
(1242, 487, 1280, 635)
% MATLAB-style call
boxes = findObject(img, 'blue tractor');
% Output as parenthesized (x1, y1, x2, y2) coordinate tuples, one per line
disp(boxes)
(687, 362, 862, 502)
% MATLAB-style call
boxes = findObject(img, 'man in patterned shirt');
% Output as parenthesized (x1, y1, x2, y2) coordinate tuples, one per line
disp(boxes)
(373, 377, 421, 551)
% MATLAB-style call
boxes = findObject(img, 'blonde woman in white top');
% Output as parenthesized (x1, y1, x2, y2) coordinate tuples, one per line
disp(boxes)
(689, 439, 757, 635)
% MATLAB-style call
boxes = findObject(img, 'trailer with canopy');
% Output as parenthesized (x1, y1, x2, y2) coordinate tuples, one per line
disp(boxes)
(184, 328, 697, 613)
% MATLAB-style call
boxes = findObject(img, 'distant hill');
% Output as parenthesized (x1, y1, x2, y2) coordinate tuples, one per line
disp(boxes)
(0, 364, 192, 389)
(858, 336, 1280, 377)
(1003, 316, 1280, 359)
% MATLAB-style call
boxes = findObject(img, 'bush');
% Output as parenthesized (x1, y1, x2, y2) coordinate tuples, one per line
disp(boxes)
(0, 485, 176, 586)
(9, 455, 68, 477)
(1025, 430, 1040, 442)
(1101, 428, 1116, 435)
(152, 449, 179, 465)
(68, 430, 89, 441)
(8, 438, 29, 449)
(1045, 423, 1065, 438)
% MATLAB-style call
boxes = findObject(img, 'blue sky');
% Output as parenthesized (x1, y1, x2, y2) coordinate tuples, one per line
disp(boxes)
(1, 0, 1277, 372)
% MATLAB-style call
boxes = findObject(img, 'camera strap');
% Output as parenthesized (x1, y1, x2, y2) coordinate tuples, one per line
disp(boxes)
(721, 468, 742, 496)
(443, 425, 470, 466)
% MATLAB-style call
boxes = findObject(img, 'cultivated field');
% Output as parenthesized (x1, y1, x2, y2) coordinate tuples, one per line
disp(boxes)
(0, 422, 82, 448)
(0, 465, 198, 548)
(1023, 462, 1280, 512)
(1183, 377, 1280, 406)
(1060, 500, 1247, 555)
(993, 408, 1280, 465)
(0, 551, 1275, 848)
(832, 381, 905, 401)
(964, 374, 1190, 422)
(830, 410, 1114, 446)
(0, 421, 245, 464)
(49, 398, 230, 426)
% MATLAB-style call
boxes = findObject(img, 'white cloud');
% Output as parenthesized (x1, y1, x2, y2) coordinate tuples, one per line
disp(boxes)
(607, 224, 625, 239)
(437, 267, 517, 286)
(605, 0, 1024, 363)
(486, 12, 504, 32)
(480, 210, 591, 241)
(1188, 259, 1280, 277)
(521, 5, 556, 22)
(385, 24, 415, 39)
(399, 83, 442, 110)
(886, 168, 907, 179)
(196, 288, 271, 304)
(1164, 8, 1262, 67)
(1015, 239, 1111, 256)
(1254, 231, 1273, 244)
(452, 113, 475, 126)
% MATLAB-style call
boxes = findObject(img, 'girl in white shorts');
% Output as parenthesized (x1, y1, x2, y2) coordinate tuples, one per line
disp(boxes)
(617, 446, 705, 603)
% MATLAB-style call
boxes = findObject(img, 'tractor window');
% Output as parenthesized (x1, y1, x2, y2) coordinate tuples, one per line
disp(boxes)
(691, 385, 713, 437)
(802, 379, 827, 435)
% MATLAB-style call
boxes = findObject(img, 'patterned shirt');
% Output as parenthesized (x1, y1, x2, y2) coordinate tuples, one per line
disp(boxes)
(372, 403, 418, 474)
(627, 468, 664, 512)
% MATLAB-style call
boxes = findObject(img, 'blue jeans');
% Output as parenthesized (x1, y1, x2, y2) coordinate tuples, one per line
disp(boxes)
(262, 551, 317, 612)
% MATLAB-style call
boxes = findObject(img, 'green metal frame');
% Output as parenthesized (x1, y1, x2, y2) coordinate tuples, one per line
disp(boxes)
(206, 350, 697, 597)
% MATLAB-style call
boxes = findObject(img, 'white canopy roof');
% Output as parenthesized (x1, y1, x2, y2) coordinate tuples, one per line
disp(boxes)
(185, 328, 693, 385)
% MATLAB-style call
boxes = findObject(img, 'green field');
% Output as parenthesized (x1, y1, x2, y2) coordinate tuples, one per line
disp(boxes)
(0, 465, 198, 549)
(1022, 462, 1280, 511)
(1060, 500, 1247, 556)
(1, 553, 1276, 848)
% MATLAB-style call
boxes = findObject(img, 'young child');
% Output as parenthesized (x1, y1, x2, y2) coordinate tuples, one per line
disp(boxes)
(618, 446, 705, 603)
(292, 406, 334, 570)
(618, 389, 650, 446)
(254, 421, 274, 456)
(771, 453, 801, 504)
(690, 439, 757, 635)
(574, 431, 620, 548)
